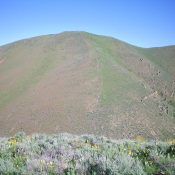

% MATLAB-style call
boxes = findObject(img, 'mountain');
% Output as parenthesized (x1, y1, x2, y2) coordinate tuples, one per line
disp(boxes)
(0, 32, 175, 139)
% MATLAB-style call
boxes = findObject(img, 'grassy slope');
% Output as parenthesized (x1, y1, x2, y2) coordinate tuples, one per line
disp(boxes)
(138, 46, 175, 115)
(87, 34, 148, 105)
(0, 35, 63, 109)
(140, 46, 175, 76)
(86, 34, 175, 139)
(0, 32, 175, 139)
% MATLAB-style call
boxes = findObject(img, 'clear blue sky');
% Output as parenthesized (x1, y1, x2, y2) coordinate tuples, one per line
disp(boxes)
(0, 0, 175, 47)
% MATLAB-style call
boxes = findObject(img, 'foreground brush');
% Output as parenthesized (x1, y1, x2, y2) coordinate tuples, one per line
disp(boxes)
(0, 132, 175, 175)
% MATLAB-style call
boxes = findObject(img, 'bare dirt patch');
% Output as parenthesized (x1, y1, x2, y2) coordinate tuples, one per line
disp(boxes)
(0, 59, 4, 65)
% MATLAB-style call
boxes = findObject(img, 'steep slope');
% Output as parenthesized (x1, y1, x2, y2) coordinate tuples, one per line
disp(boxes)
(0, 32, 174, 139)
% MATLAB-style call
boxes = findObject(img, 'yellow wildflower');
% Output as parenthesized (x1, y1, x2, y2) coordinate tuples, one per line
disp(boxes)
(8, 138, 17, 145)
(167, 139, 175, 145)
(85, 139, 89, 144)
(48, 161, 53, 165)
(91, 144, 99, 150)
(128, 150, 132, 156)
(135, 136, 146, 143)
(47, 161, 55, 168)
(40, 160, 46, 164)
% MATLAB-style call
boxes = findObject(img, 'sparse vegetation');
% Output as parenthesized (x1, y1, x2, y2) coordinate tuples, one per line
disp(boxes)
(0, 132, 174, 174)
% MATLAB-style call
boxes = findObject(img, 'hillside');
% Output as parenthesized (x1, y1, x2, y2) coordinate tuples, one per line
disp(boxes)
(0, 32, 175, 139)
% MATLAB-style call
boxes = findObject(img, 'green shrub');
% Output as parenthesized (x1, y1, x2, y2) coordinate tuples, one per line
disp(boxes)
(0, 133, 174, 175)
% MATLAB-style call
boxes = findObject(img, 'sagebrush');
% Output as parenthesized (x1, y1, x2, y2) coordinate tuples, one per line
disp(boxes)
(0, 132, 174, 174)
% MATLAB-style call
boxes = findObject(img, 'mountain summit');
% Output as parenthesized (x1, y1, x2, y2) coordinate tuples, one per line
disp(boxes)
(0, 32, 175, 139)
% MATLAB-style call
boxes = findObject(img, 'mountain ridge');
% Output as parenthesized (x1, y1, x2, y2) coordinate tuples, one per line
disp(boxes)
(1, 31, 175, 48)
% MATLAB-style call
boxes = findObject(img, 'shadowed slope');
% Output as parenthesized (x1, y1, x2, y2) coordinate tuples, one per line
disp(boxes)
(0, 32, 175, 139)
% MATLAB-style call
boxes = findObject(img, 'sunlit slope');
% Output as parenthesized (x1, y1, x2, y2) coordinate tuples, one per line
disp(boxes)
(0, 32, 174, 139)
